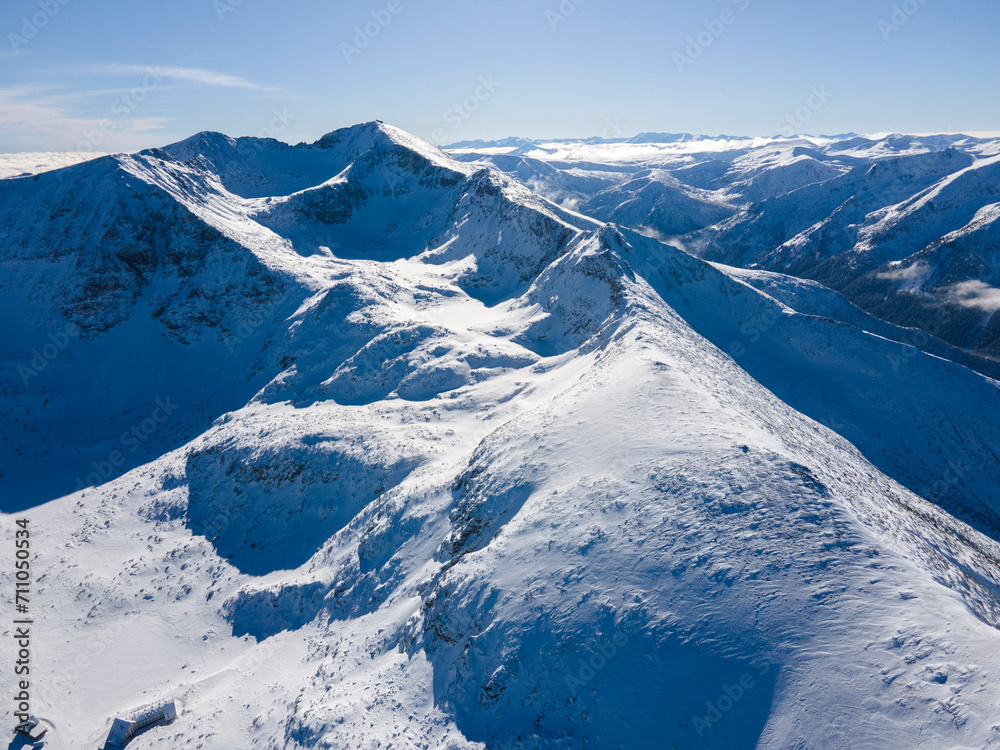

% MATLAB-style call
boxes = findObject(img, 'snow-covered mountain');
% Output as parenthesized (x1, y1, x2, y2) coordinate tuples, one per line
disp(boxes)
(4, 123, 1000, 749)
(452, 133, 1000, 365)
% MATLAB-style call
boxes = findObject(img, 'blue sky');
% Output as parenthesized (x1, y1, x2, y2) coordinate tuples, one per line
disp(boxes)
(1, 0, 998, 152)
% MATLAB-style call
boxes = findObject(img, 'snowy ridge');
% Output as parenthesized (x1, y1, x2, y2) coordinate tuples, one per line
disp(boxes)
(0, 122, 594, 507)
(454, 133, 1000, 364)
(3, 124, 1000, 748)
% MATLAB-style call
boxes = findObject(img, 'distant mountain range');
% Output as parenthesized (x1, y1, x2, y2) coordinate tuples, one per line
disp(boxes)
(453, 132, 1000, 365)
(4, 123, 1000, 749)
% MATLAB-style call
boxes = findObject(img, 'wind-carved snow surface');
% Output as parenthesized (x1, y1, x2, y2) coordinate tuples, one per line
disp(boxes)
(4, 124, 1000, 748)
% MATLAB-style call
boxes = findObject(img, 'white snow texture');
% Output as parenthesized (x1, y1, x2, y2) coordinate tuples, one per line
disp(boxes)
(3, 123, 1000, 749)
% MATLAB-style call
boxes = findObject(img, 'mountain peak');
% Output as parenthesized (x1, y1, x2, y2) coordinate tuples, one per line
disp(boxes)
(8, 121, 1000, 750)
(310, 120, 453, 168)
(312, 120, 386, 148)
(161, 130, 239, 160)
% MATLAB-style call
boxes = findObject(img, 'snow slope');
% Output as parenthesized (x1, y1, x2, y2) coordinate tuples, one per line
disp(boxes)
(683, 146, 1000, 361)
(578, 170, 734, 238)
(3, 124, 1000, 749)
(0, 122, 592, 508)
(453, 133, 1000, 365)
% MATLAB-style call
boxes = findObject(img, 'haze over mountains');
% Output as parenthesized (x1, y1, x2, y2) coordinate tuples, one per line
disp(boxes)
(3, 123, 1000, 749)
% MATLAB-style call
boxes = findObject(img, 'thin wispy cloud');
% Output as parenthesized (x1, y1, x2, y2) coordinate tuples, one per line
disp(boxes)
(0, 62, 277, 151)
(0, 87, 170, 153)
(86, 64, 279, 91)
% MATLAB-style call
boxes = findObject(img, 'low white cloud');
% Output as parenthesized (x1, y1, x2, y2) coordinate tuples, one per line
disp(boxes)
(0, 152, 101, 178)
(877, 261, 931, 292)
(877, 261, 929, 283)
(945, 280, 1000, 313)
(521, 136, 834, 164)
(525, 178, 580, 211)
(635, 225, 669, 242)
